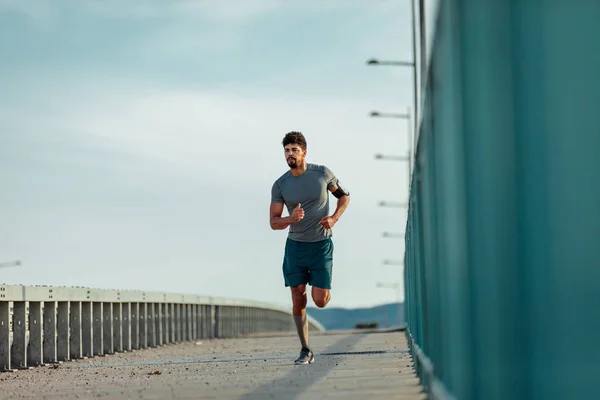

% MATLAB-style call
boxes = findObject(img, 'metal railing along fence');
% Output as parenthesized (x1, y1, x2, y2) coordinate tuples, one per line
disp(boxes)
(0, 284, 324, 371)
(404, 1, 600, 400)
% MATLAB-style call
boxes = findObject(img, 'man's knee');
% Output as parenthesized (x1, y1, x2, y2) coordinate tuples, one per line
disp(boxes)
(291, 284, 306, 298)
(314, 297, 329, 308)
(312, 288, 330, 308)
(291, 285, 307, 313)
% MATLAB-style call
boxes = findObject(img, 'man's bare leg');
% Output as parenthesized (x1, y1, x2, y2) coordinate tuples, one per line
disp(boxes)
(311, 287, 331, 308)
(291, 284, 309, 350)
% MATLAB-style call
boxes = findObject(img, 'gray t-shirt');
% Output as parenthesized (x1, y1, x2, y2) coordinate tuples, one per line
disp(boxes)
(271, 163, 341, 242)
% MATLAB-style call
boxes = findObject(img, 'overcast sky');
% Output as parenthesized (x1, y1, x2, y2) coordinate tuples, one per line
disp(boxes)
(0, 0, 427, 309)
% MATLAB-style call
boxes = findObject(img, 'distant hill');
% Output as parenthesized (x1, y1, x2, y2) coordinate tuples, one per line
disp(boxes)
(307, 302, 405, 331)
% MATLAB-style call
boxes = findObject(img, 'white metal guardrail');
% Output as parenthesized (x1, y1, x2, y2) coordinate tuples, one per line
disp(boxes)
(0, 284, 324, 371)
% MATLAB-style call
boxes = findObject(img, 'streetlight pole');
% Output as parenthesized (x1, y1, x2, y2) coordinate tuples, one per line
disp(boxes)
(418, 0, 426, 81)
(366, 0, 423, 188)
(366, 59, 414, 67)
(375, 153, 409, 162)
(378, 201, 408, 208)
(382, 232, 405, 239)
(375, 151, 412, 195)
(382, 259, 403, 266)
(367, 57, 418, 142)
(0, 260, 21, 269)
(370, 110, 414, 178)
(366, 0, 419, 144)
(411, 0, 419, 131)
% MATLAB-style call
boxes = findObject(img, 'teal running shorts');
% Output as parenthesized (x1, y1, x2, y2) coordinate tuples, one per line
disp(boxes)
(282, 238, 334, 289)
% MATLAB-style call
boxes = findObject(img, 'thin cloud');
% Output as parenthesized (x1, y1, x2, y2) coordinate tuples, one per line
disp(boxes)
(77, 0, 284, 23)
(45, 85, 399, 174)
(174, 0, 284, 23)
(0, 0, 56, 27)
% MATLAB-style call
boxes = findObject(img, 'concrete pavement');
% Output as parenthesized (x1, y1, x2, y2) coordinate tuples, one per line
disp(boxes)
(0, 330, 425, 400)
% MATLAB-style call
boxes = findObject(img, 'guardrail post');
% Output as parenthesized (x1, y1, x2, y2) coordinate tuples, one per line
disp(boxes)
(233, 307, 237, 336)
(224, 306, 229, 337)
(179, 304, 185, 341)
(182, 304, 187, 341)
(201, 304, 206, 339)
(205, 305, 210, 338)
(113, 303, 122, 352)
(232, 307, 236, 336)
(225, 306, 231, 337)
(169, 304, 175, 343)
(43, 301, 57, 363)
(245, 307, 249, 334)
(0, 301, 11, 371)
(255, 308, 259, 333)
(180, 304, 185, 341)
(148, 303, 155, 347)
(69, 301, 82, 360)
(199, 305, 204, 339)
(173, 304, 179, 342)
(139, 303, 147, 349)
(92, 302, 103, 356)
(161, 303, 168, 345)
(185, 304, 190, 340)
(258, 309, 262, 332)
(220, 306, 226, 338)
(256, 308, 260, 332)
(57, 301, 69, 361)
(11, 301, 27, 369)
(122, 303, 131, 351)
(199, 305, 205, 339)
(154, 303, 161, 346)
(238, 307, 242, 336)
(103, 302, 113, 354)
(81, 302, 93, 357)
(186, 304, 191, 340)
(130, 303, 139, 350)
(186, 304, 190, 340)
(204, 305, 209, 339)
(255, 308, 259, 332)
(192, 304, 198, 340)
(28, 301, 43, 366)
(213, 305, 219, 338)
(246, 308, 250, 333)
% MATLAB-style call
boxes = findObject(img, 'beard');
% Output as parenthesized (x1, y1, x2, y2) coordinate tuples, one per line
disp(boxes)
(287, 157, 298, 168)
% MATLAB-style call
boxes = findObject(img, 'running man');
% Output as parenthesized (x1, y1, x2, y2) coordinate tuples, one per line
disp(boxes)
(269, 131, 350, 365)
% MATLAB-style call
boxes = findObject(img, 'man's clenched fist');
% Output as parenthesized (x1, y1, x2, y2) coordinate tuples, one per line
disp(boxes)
(290, 203, 305, 222)
(320, 216, 337, 230)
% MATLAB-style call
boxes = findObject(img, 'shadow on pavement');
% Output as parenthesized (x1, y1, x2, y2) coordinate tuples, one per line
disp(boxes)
(240, 332, 365, 400)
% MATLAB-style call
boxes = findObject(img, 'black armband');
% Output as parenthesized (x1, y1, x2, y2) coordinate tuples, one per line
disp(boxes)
(332, 184, 349, 198)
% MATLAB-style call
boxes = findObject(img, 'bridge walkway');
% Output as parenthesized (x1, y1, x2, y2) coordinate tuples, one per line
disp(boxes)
(0, 329, 424, 400)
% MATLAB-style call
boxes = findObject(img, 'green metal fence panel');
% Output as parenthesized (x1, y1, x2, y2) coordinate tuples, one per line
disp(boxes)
(516, 2, 600, 398)
(405, 1, 600, 399)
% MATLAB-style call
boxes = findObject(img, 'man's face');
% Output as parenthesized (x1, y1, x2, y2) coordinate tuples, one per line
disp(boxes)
(284, 144, 305, 169)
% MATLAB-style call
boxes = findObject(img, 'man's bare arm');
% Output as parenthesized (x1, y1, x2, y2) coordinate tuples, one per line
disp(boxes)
(329, 183, 350, 223)
(270, 202, 291, 230)
(270, 202, 304, 230)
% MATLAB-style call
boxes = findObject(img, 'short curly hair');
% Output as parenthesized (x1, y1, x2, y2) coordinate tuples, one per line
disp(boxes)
(282, 131, 307, 150)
